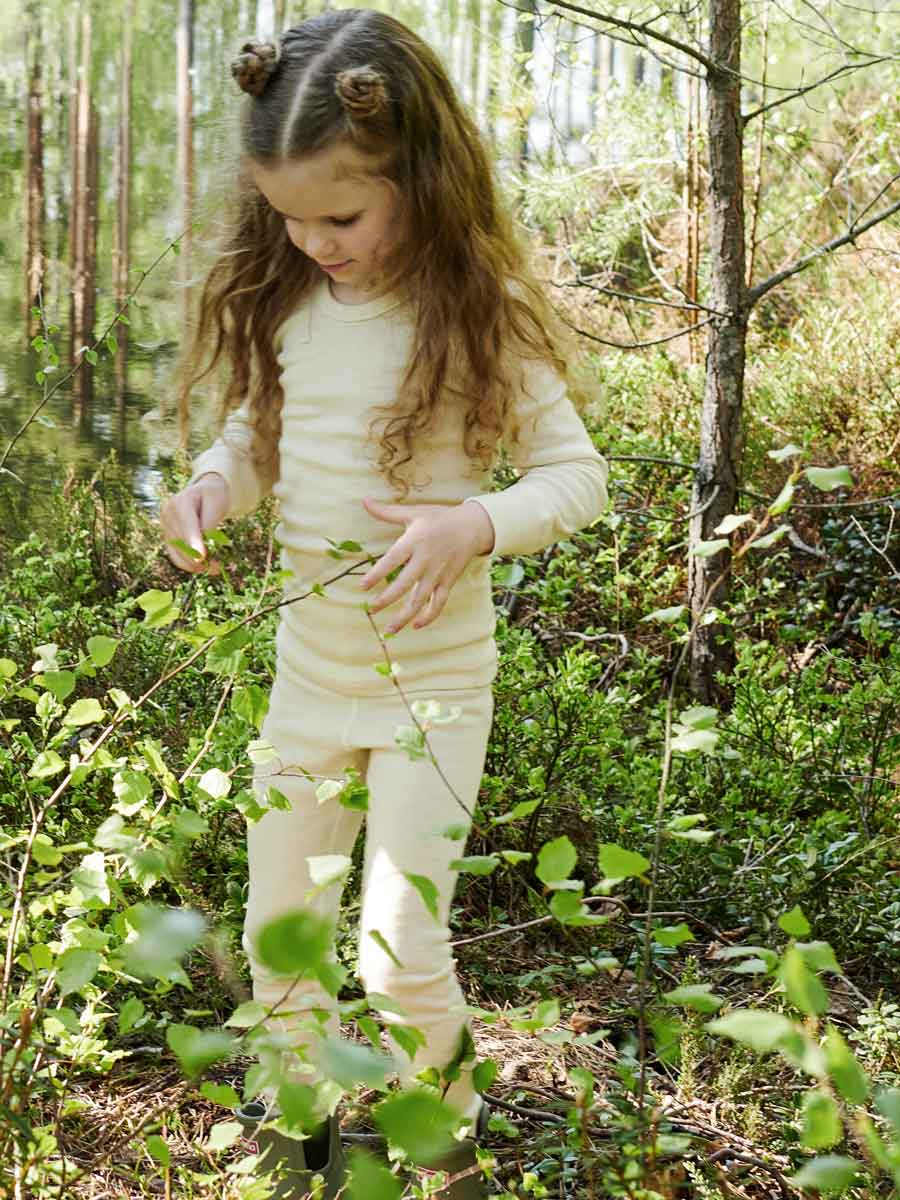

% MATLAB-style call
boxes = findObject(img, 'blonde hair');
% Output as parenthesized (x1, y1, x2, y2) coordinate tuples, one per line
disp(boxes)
(183, 8, 574, 498)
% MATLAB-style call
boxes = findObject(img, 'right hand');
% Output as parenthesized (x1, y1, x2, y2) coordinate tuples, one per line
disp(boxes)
(160, 473, 231, 574)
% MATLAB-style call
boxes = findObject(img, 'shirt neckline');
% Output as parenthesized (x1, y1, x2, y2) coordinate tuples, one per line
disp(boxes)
(316, 274, 408, 322)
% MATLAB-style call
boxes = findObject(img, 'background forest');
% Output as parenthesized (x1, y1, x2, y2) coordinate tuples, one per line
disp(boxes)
(1, 0, 899, 1197)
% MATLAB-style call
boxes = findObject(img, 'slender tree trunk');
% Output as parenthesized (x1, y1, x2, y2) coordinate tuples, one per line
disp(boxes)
(70, 2, 92, 386)
(746, 0, 769, 286)
(485, 0, 503, 145)
(274, 0, 286, 31)
(24, 4, 45, 336)
(176, 0, 195, 356)
(687, 0, 748, 704)
(514, 0, 537, 168)
(113, 0, 134, 413)
(684, 60, 702, 363)
(74, 97, 100, 417)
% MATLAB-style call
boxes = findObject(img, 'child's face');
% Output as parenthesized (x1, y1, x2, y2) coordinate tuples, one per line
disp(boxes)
(251, 145, 406, 298)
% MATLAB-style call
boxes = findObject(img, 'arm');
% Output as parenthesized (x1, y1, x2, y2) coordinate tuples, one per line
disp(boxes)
(462, 356, 609, 558)
(188, 401, 276, 520)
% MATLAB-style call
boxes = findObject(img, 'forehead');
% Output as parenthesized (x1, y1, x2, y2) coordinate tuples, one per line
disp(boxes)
(250, 148, 385, 218)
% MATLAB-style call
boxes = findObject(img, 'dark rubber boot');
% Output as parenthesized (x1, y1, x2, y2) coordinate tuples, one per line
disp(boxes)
(235, 1100, 346, 1199)
(416, 1102, 491, 1199)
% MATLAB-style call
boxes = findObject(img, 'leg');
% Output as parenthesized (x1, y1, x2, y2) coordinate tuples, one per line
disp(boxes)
(355, 686, 494, 1124)
(243, 670, 367, 1087)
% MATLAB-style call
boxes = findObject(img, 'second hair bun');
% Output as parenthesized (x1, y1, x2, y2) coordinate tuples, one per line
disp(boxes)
(335, 66, 389, 119)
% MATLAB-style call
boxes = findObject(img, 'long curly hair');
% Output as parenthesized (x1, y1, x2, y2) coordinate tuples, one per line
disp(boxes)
(182, 8, 576, 498)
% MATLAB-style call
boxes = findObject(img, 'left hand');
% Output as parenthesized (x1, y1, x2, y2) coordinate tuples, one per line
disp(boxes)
(359, 496, 495, 634)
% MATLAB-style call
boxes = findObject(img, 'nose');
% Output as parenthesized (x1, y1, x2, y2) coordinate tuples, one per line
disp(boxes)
(305, 230, 338, 263)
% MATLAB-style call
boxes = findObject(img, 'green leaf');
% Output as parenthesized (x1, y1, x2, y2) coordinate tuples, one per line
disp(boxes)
(64, 698, 105, 727)
(536, 835, 577, 885)
(768, 480, 795, 516)
(750, 524, 791, 550)
(449, 855, 500, 875)
(597, 842, 650, 881)
(779, 945, 828, 1016)
(796, 942, 841, 975)
(768, 442, 803, 462)
(405, 873, 440, 922)
(805, 465, 853, 492)
(388, 1023, 426, 1060)
(663, 984, 724, 1014)
(705, 1009, 794, 1052)
(205, 627, 249, 674)
(225, 1000, 267, 1029)
(277, 1081, 319, 1130)
(801, 1090, 843, 1150)
(197, 768, 231, 799)
(167, 1024, 236, 1078)
(136, 589, 180, 629)
(231, 684, 269, 731)
(29, 750, 66, 780)
(346, 1148, 404, 1200)
(653, 923, 694, 948)
(32, 834, 63, 866)
(713, 513, 755, 536)
(206, 1120, 242, 1151)
(70, 851, 110, 907)
(86, 636, 118, 667)
(256, 910, 334, 975)
(875, 1087, 900, 1136)
(307, 854, 352, 890)
(121, 904, 206, 981)
(491, 797, 541, 824)
(500, 850, 532, 864)
(641, 604, 688, 623)
(823, 1025, 869, 1104)
(779, 905, 812, 937)
(146, 1134, 171, 1166)
(118, 996, 145, 1035)
(473, 1057, 498, 1094)
(788, 1155, 860, 1193)
(691, 538, 729, 558)
(113, 770, 153, 815)
(173, 809, 209, 840)
(368, 929, 404, 968)
(320, 1036, 392, 1090)
(201, 1082, 241, 1109)
(0, 657, 17, 678)
(41, 670, 76, 702)
(374, 1090, 461, 1162)
(56, 947, 101, 997)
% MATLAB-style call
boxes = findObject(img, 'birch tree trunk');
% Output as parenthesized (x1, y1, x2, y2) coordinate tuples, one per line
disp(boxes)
(113, 0, 134, 409)
(176, 0, 195, 348)
(514, 0, 537, 168)
(70, 3, 92, 377)
(24, 2, 44, 336)
(687, 0, 748, 704)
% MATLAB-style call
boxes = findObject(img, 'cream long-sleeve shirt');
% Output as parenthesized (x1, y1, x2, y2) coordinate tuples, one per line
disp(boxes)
(189, 277, 608, 696)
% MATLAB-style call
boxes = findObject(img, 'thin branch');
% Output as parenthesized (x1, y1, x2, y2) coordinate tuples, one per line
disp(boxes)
(560, 310, 715, 348)
(748, 191, 900, 304)
(552, 276, 726, 316)
(744, 56, 896, 124)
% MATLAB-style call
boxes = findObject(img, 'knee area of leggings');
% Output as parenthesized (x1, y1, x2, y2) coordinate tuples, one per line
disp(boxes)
(358, 952, 457, 1002)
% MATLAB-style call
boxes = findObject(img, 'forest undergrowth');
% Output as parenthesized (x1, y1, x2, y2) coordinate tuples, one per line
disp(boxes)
(2, 329, 899, 1197)
(2, 196, 900, 1198)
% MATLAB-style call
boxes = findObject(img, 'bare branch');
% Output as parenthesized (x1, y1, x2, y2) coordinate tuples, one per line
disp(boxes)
(748, 191, 900, 305)
(744, 55, 895, 123)
(552, 276, 726, 315)
(559, 310, 716, 348)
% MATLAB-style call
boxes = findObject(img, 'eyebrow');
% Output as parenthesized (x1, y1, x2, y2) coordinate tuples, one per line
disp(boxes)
(270, 203, 361, 221)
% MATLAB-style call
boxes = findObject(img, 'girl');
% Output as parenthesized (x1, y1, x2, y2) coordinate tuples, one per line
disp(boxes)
(161, 9, 608, 1198)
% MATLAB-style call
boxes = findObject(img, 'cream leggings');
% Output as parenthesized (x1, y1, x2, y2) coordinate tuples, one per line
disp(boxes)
(242, 665, 494, 1124)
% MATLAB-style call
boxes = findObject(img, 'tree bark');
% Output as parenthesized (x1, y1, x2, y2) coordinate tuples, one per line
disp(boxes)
(687, 0, 747, 704)
(70, 2, 92, 380)
(24, 3, 44, 336)
(176, 0, 195, 351)
(514, 0, 537, 168)
(113, 0, 134, 411)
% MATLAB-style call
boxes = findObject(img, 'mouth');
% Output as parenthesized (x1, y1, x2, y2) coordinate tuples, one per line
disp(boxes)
(319, 260, 352, 272)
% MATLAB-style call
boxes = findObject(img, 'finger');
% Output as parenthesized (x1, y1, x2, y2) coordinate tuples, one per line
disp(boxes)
(360, 543, 409, 592)
(412, 584, 447, 631)
(363, 496, 409, 526)
(366, 556, 424, 613)
(384, 575, 442, 635)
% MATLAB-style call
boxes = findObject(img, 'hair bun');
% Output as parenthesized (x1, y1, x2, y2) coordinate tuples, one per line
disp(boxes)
(231, 39, 281, 96)
(334, 65, 388, 119)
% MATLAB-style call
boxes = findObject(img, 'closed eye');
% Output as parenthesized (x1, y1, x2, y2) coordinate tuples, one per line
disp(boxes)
(331, 215, 360, 227)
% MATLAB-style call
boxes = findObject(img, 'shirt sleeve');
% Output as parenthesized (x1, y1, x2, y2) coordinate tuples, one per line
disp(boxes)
(462, 356, 609, 558)
(188, 403, 275, 519)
